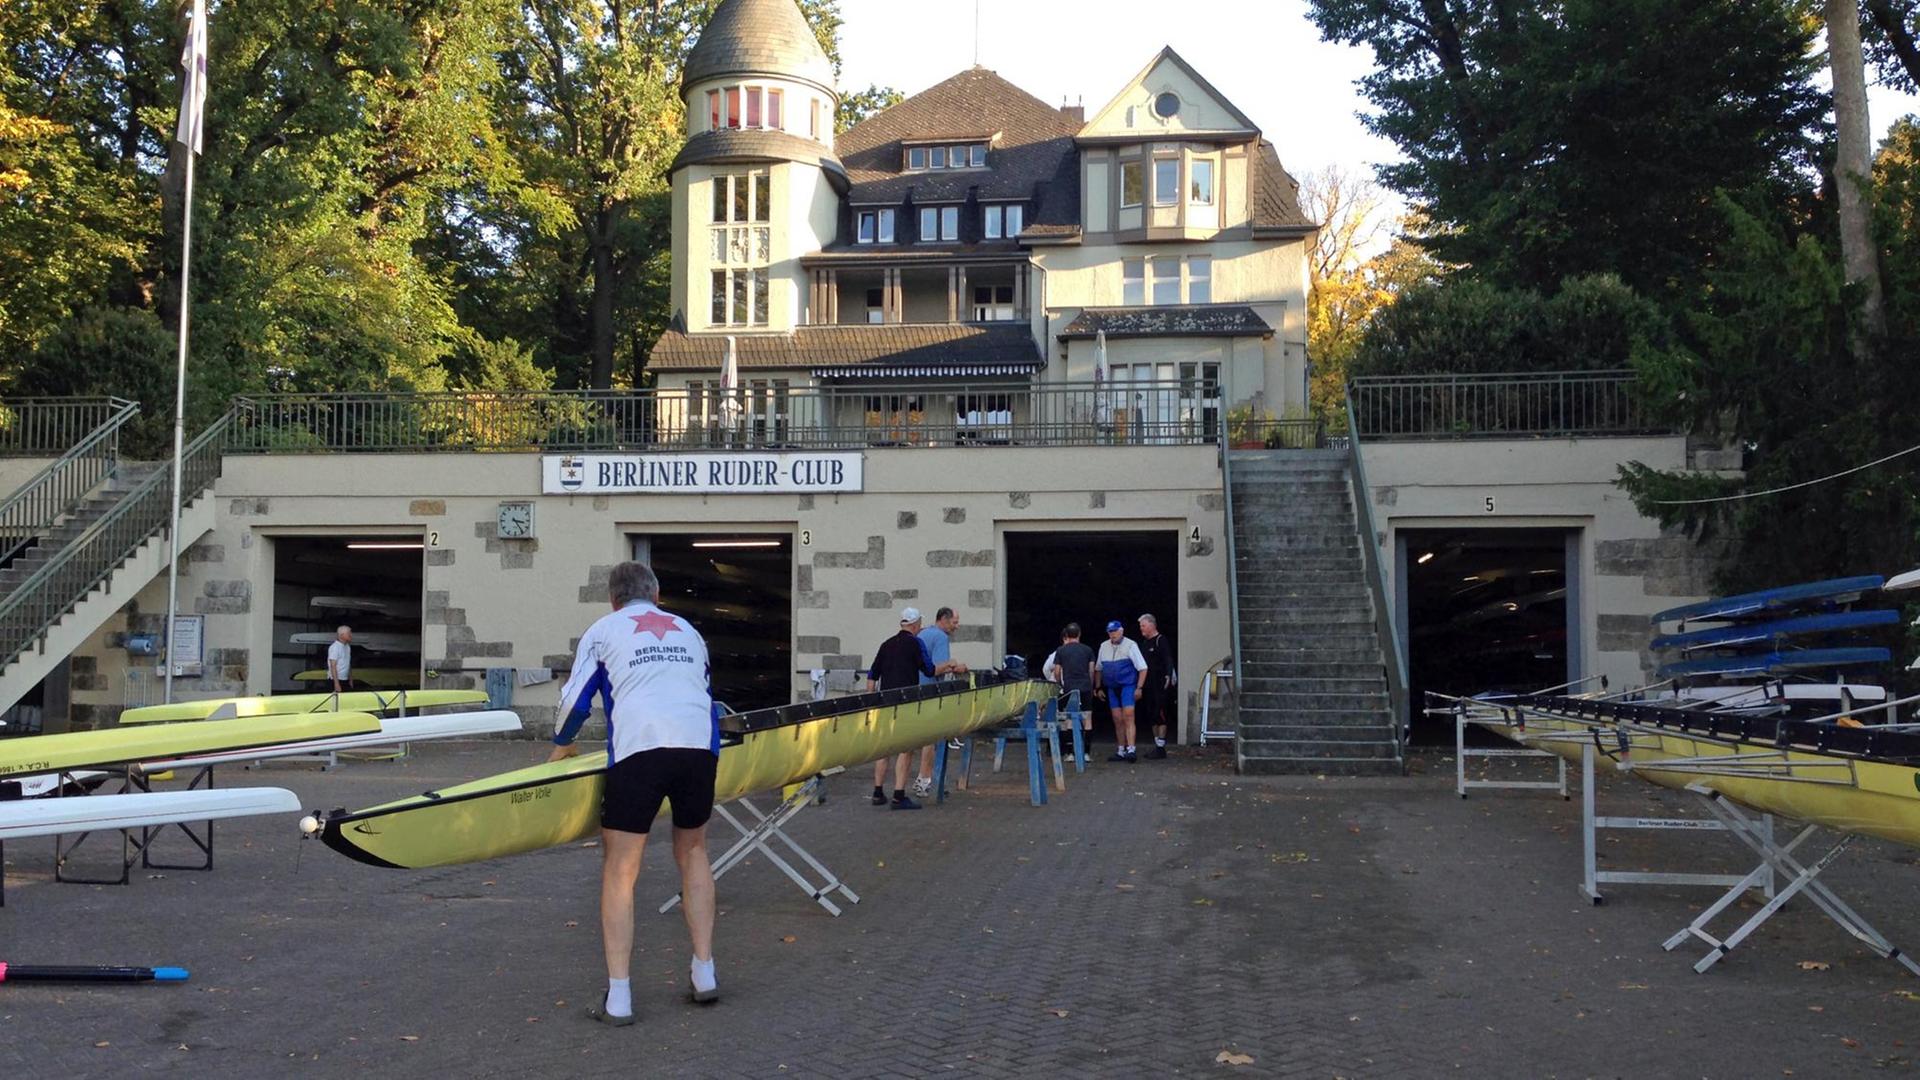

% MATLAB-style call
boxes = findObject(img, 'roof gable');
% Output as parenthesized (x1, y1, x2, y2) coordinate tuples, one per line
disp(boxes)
(1080, 47, 1260, 142)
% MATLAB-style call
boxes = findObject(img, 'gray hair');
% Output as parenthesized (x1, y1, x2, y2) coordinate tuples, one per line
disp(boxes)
(1137, 613, 1157, 628)
(336, 625, 351, 636)
(609, 561, 660, 608)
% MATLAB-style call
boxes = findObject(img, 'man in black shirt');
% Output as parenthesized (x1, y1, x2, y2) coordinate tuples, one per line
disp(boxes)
(1136, 614, 1176, 759)
(866, 607, 935, 809)
(1045, 623, 1096, 736)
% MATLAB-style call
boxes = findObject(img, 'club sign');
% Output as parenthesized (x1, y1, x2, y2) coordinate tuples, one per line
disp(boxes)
(541, 452, 864, 495)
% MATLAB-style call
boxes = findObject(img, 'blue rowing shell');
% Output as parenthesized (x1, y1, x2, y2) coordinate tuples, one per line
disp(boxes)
(1650, 575, 1886, 626)
(1656, 646, 1892, 679)
(1650, 609, 1901, 652)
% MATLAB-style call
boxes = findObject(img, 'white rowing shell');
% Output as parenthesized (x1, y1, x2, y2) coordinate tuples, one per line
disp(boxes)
(287, 631, 421, 652)
(0, 788, 300, 841)
(140, 710, 521, 771)
(309, 595, 414, 617)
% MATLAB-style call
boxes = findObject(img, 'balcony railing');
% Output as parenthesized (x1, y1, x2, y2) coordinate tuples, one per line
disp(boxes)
(226, 382, 1227, 453)
(1348, 371, 1660, 440)
(0, 397, 137, 457)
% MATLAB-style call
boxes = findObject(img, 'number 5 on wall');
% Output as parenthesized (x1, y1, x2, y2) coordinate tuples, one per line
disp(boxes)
(1482, 496, 1496, 514)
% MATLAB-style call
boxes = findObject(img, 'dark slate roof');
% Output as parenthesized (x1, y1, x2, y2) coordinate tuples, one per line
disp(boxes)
(671, 128, 849, 188)
(650, 323, 1044, 374)
(1057, 305, 1274, 340)
(1251, 140, 1313, 234)
(833, 68, 1081, 208)
(682, 0, 835, 95)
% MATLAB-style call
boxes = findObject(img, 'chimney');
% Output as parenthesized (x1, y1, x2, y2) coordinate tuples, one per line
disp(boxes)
(1060, 95, 1084, 124)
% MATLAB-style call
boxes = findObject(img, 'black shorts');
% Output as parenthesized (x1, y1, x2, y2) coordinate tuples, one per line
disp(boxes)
(1135, 684, 1165, 726)
(601, 747, 719, 834)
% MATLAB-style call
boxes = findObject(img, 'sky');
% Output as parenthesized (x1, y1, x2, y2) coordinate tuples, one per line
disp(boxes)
(835, 0, 1920, 218)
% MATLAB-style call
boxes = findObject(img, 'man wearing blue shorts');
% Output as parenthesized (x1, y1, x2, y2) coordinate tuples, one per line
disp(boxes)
(1093, 620, 1148, 762)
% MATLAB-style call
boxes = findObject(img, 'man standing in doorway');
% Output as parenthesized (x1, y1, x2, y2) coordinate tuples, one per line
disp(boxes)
(1093, 620, 1147, 762)
(548, 561, 721, 1025)
(1045, 623, 1096, 736)
(911, 607, 968, 799)
(327, 625, 353, 694)
(1136, 614, 1176, 759)
(868, 607, 935, 809)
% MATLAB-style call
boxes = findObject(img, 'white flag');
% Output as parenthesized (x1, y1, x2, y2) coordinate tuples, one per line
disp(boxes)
(175, 0, 208, 154)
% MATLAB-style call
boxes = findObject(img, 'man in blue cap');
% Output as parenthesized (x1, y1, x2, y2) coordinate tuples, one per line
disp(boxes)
(1093, 619, 1147, 762)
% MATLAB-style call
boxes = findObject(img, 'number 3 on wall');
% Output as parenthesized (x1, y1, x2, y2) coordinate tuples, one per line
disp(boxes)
(1482, 496, 1496, 514)
(799, 528, 812, 547)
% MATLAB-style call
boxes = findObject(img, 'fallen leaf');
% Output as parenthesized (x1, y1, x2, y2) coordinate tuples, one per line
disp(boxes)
(1192, 898, 1215, 906)
(482, 880, 496, 887)
(1618, 983, 1649, 991)
(781, 935, 797, 944)
(1798, 961, 1831, 971)
(1049, 1009, 1068, 1018)
(1808, 1006, 1825, 1013)
(1894, 990, 1920, 1003)
(1216, 1050, 1255, 1066)
(1114, 883, 1135, 891)
(400, 1035, 420, 1043)
(94, 1042, 110, 1049)
(1842, 1038, 1861, 1049)
(1271, 852, 1309, 864)
(175, 1044, 190, 1051)
(563, 921, 579, 929)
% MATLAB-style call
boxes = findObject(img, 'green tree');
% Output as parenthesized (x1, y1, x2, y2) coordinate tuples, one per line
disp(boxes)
(1306, 0, 1824, 302)
(837, 83, 902, 133)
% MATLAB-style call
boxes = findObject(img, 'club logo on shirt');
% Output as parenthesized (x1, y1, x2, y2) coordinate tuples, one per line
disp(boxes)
(628, 610, 683, 640)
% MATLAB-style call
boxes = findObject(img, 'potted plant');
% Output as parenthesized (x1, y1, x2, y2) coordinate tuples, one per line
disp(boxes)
(1227, 405, 1272, 449)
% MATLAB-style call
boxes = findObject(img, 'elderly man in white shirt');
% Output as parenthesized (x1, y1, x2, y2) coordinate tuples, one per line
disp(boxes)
(326, 626, 353, 693)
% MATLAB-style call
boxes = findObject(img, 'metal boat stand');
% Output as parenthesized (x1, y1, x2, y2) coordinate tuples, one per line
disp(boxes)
(659, 768, 859, 918)
(1665, 786, 1920, 976)
(52, 762, 220, 886)
(1449, 702, 1567, 800)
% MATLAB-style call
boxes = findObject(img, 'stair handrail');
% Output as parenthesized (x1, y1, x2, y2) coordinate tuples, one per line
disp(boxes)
(1219, 417, 1244, 752)
(0, 407, 237, 671)
(0, 397, 142, 566)
(1345, 388, 1410, 767)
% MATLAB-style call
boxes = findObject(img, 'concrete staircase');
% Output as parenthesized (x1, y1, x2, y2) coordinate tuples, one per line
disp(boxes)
(1229, 450, 1402, 775)
(0, 463, 163, 597)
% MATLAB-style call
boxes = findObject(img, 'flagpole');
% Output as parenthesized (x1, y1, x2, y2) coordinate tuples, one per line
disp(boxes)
(163, 145, 192, 706)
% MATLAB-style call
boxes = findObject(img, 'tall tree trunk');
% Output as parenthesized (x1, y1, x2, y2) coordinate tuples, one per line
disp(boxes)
(1827, 0, 1886, 341)
(588, 203, 618, 389)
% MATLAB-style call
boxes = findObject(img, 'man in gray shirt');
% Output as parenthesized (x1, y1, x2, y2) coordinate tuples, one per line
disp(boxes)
(1045, 623, 1095, 735)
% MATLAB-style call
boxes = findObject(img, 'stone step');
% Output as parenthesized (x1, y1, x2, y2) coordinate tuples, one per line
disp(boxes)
(1238, 611, 1375, 628)
(1236, 589, 1372, 604)
(1237, 676, 1387, 695)
(1237, 752, 1403, 776)
(1240, 654, 1384, 672)
(1237, 733, 1400, 757)
(1235, 660, 1384, 679)
(1241, 693, 1390, 714)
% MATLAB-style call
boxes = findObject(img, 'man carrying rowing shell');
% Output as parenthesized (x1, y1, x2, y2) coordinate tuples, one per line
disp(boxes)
(549, 561, 721, 1026)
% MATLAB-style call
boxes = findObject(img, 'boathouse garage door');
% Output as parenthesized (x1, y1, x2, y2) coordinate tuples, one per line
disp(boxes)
(633, 533, 792, 713)
(1004, 530, 1180, 743)
(269, 536, 426, 693)
(1397, 527, 1577, 744)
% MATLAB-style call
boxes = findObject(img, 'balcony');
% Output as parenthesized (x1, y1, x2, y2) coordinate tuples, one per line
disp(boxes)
(1348, 371, 1662, 440)
(223, 382, 1225, 454)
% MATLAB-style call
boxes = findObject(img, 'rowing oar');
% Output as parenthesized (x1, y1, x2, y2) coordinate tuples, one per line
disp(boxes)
(0, 963, 188, 984)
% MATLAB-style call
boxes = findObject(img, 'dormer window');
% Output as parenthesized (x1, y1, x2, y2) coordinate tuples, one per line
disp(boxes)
(917, 206, 959, 242)
(903, 142, 990, 172)
(982, 203, 1024, 240)
(856, 209, 896, 244)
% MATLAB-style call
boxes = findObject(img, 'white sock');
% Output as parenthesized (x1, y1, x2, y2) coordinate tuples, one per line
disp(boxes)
(1155, 738, 1166, 747)
(605, 976, 632, 1017)
(691, 956, 717, 993)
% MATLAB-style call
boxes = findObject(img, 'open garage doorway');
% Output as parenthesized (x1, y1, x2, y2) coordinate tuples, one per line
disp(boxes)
(635, 534, 792, 713)
(1400, 527, 1576, 744)
(271, 537, 424, 693)
(1005, 530, 1179, 744)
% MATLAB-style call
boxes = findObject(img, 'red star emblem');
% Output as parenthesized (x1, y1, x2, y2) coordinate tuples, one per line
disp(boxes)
(628, 610, 683, 640)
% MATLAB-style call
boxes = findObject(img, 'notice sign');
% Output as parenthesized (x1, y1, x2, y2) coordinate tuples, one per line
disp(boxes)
(542, 452, 864, 495)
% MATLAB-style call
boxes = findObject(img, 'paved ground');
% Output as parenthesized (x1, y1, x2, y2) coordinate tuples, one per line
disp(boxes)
(3, 741, 1919, 1078)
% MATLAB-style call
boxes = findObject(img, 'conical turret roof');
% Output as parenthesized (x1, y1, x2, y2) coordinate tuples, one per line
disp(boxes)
(683, 0, 836, 98)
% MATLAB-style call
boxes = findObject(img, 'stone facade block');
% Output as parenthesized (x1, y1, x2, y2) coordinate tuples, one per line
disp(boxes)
(967, 589, 994, 609)
(578, 564, 615, 603)
(798, 591, 830, 609)
(1373, 486, 1398, 507)
(951, 624, 994, 643)
(592, 495, 610, 511)
(796, 636, 841, 654)
(1186, 536, 1216, 558)
(187, 542, 225, 563)
(426, 548, 455, 566)
(796, 565, 813, 592)
(1008, 492, 1031, 509)
(1187, 590, 1220, 609)
(228, 497, 270, 516)
(1089, 491, 1106, 509)
(1196, 493, 1224, 512)
(203, 580, 251, 599)
(542, 653, 574, 671)
(926, 549, 994, 568)
(813, 536, 884, 570)
(195, 596, 249, 615)
(822, 653, 863, 670)
(1596, 614, 1646, 653)
(797, 494, 815, 511)
(409, 499, 447, 516)
(943, 507, 966, 524)
(501, 550, 536, 570)
(890, 589, 918, 600)
(70, 655, 96, 675)
(896, 511, 918, 530)
(71, 704, 123, 731)
(863, 591, 892, 609)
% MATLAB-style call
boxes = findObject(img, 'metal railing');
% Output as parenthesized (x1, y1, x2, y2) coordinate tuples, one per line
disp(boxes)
(0, 399, 141, 566)
(1230, 416, 1331, 450)
(1348, 371, 1658, 439)
(0, 409, 236, 671)
(224, 382, 1227, 453)
(0, 398, 137, 456)
(1345, 388, 1410, 770)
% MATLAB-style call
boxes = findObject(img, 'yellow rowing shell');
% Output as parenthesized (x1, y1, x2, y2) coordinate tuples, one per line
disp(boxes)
(1507, 711, 1920, 850)
(121, 688, 487, 724)
(0, 713, 383, 779)
(321, 678, 1056, 869)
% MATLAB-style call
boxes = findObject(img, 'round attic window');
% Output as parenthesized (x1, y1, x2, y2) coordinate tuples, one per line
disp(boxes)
(1153, 92, 1181, 119)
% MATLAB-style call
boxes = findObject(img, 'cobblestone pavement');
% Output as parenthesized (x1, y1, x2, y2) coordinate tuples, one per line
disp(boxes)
(3, 742, 1918, 1078)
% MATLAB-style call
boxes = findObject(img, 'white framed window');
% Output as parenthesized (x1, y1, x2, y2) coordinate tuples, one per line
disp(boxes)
(707, 90, 720, 131)
(767, 88, 783, 129)
(710, 268, 768, 327)
(984, 204, 1025, 239)
(1122, 258, 1145, 305)
(970, 144, 987, 166)
(919, 206, 938, 242)
(931, 146, 947, 168)
(1153, 159, 1179, 206)
(1190, 159, 1214, 206)
(1120, 161, 1143, 208)
(1004, 204, 1023, 237)
(940, 206, 958, 240)
(856, 209, 896, 244)
(876, 208, 894, 243)
(1187, 255, 1212, 304)
(973, 285, 1014, 321)
(710, 173, 769, 225)
(746, 87, 763, 128)
(1151, 259, 1179, 305)
(725, 87, 740, 128)
(909, 147, 927, 170)
(709, 172, 771, 327)
(984, 206, 1001, 240)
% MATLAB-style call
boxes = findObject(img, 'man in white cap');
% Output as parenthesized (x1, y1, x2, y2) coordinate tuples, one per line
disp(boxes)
(865, 606, 935, 809)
